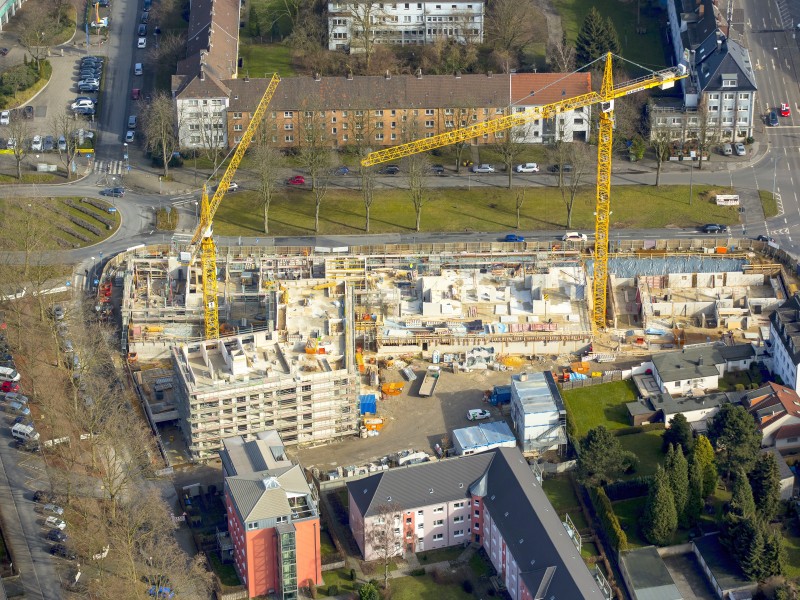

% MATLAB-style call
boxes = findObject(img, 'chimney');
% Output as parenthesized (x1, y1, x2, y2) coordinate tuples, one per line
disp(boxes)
(346, 71, 353, 80)
(416, 68, 422, 79)
(199, 65, 205, 81)
(314, 72, 321, 82)
(385, 70, 391, 80)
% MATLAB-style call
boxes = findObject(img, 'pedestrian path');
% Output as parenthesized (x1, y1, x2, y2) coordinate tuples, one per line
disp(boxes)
(92, 159, 126, 175)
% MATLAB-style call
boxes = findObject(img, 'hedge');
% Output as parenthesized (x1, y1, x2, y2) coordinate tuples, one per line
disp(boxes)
(589, 487, 628, 552)
(65, 198, 114, 227)
(603, 476, 653, 502)
(613, 422, 666, 437)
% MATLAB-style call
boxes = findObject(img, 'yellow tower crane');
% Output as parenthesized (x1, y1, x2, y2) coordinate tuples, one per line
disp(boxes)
(361, 54, 686, 331)
(190, 73, 281, 339)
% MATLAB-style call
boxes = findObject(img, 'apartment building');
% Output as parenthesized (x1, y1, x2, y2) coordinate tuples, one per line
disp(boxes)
(347, 447, 604, 599)
(220, 430, 322, 599)
(213, 72, 591, 150)
(650, 0, 756, 143)
(171, 328, 359, 462)
(326, 0, 484, 51)
(0, 0, 26, 31)
(769, 294, 800, 391)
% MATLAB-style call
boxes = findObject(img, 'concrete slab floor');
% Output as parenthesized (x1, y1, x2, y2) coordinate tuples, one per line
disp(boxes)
(663, 553, 717, 600)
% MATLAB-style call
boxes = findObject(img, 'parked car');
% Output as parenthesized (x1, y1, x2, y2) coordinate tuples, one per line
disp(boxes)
(8, 401, 29, 416)
(128, 115, 137, 129)
(562, 232, 588, 242)
(134, 63, 143, 76)
(43, 136, 54, 151)
(23, 106, 33, 119)
(71, 99, 94, 110)
(42, 503, 64, 516)
(515, 162, 539, 173)
(722, 143, 733, 156)
(0, 111, 8, 126)
(701, 223, 726, 234)
(13, 415, 32, 425)
(53, 305, 65, 320)
(101, 187, 125, 197)
(125, 130, 135, 143)
(504, 234, 525, 242)
(467, 408, 491, 421)
(78, 78, 100, 87)
(333, 166, 349, 175)
(77, 83, 99, 93)
(1, 381, 20, 393)
(548, 163, 573, 173)
(138, 24, 147, 36)
(44, 516, 66, 530)
(137, 37, 147, 49)
(379, 165, 400, 175)
(46, 529, 67, 542)
(141, 12, 149, 23)
(30, 135, 42, 151)
(50, 544, 76, 560)
(734, 142, 746, 156)
(471, 164, 494, 173)
(148, 587, 175, 599)
(57, 136, 67, 152)
(5, 138, 15, 150)
(756, 235, 776, 243)
(780, 102, 791, 117)
(0, 48, 8, 56)
(430, 164, 445, 175)
(131, 88, 141, 100)
(287, 175, 305, 185)
(73, 107, 96, 116)
(4, 393, 29, 405)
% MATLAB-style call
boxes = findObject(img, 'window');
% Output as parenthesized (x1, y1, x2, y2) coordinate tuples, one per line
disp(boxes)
(284, 123, 294, 130)
(331, 127, 337, 134)
(304, 111, 313, 117)
(233, 124, 243, 131)
(247, 522, 257, 530)
(433, 519, 443, 526)
(284, 111, 293, 118)
(390, 133, 396, 140)
(454, 530, 464, 537)
(374, 110, 384, 116)
(433, 533, 443, 541)
(453, 502, 464, 508)
(355, 110, 364, 116)
(433, 507, 443, 513)
(417, 510, 423, 516)
(342, 122, 348, 130)
(425, 120, 434, 128)
(284, 135, 294, 142)
(375, 121, 384, 129)
(453, 516, 464, 523)
(417, 523, 424, 530)
(375, 133, 384, 141)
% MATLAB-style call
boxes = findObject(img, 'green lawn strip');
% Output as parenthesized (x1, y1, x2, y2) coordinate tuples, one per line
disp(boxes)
(542, 474, 581, 512)
(384, 575, 473, 600)
(212, 184, 738, 237)
(239, 43, 296, 78)
(58, 201, 114, 237)
(782, 528, 800, 579)
(0, 197, 117, 247)
(0, 172, 62, 184)
(469, 552, 492, 578)
(553, 0, 666, 69)
(580, 541, 600, 559)
(318, 568, 357, 595)
(562, 380, 638, 438)
(611, 497, 648, 548)
(207, 551, 241, 587)
(320, 528, 337, 558)
(618, 430, 665, 479)
(417, 546, 463, 564)
(759, 190, 779, 218)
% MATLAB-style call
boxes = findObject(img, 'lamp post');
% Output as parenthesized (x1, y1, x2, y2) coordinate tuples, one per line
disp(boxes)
(194, 201, 199, 226)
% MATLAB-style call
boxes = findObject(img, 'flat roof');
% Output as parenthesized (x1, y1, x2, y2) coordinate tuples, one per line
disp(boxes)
(694, 534, 754, 593)
(452, 421, 515, 451)
(620, 546, 682, 600)
(511, 371, 563, 414)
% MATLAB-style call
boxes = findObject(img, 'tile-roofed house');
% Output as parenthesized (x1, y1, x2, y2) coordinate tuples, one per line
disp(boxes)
(744, 381, 800, 449)
(653, 0, 756, 143)
(179, 72, 592, 150)
(770, 294, 800, 390)
(347, 447, 604, 599)
(220, 431, 321, 599)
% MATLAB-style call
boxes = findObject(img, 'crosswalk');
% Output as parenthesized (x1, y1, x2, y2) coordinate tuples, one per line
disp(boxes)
(93, 159, 126, 175)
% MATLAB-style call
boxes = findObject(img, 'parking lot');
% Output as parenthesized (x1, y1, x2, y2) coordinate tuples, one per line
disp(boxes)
(293, 363, 527, 471)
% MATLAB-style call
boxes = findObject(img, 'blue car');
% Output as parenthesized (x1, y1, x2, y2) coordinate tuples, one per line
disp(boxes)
(333, 166, 349, 175)
(504, 234, 525, 242)
(148, 586, 175, 599)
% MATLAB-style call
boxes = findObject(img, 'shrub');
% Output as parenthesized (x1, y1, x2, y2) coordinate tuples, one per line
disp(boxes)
(589, 487, 628, 552)
(604, 476, 653, 502)
(462, 580, 474, 593)
(409, 568, 425, 577)
(328, 584, 339, 595)
(350, 568, 356, 581)
(734, 383, 745, 392)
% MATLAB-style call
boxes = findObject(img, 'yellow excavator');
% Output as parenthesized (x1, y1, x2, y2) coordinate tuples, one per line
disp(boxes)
(189, 73, 281, 339)
(362, 54, 687, 331)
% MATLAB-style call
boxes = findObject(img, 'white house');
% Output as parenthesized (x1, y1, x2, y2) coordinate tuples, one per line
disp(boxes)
(327, 0, 484, 51)
(744, 382, 800, 449)
(651, 344, 754, 395)
(508, 371, 565, 453)
(769, 294, 800, 391)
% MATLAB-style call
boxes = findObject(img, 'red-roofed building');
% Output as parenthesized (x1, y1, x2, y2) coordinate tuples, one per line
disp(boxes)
(744, 382, 800, 450)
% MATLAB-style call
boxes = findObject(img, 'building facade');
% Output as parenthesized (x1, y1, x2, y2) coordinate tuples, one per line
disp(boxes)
(326, 0, 484, 51)
(508, 371, 566, 453)
(770, 295, 800, 390)
(347, 448, 604, 599)
(220, 431, 322, 599)
(651, 0, 756, 143)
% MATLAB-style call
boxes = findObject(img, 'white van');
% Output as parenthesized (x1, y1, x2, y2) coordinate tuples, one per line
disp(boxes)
(0, 366, 20, 382)
(11, 423, 39, 443)
(134, 63, 143, 76)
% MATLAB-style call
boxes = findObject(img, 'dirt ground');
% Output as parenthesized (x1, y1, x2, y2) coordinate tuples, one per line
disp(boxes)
(290, 363, 526, 472)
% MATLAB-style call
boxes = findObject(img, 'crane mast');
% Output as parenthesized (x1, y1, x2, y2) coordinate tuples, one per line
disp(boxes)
(190, 73, 281, 340)
(361, 54, 686, 332)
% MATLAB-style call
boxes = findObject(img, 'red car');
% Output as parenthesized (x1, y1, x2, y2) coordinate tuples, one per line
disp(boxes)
(1, 381, 20, 393)
(287, 175, 305, 185)
(131, 88, 141, 100)
(780, 102, 791, 117)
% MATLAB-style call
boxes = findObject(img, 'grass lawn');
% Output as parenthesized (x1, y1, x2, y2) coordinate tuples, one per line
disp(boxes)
(239, 43, 296, 78)
(612, 497, 690, 549)
(554, 0, 667, 70)
(212, 184, 737, 237)
(335, 488, 349, 510)
(718, 370, 760, 392)
(618, 430, 665, 478)
(562, 380, 638, 438)
(417, 547, 462, 564)
(543, 474, 581, 512)
(783, 529, 800, 579)
(207, 551, 241, 587)
(759, 190, 779, 218)
(387, 575, 473, 600)
(469, 552, 492, 578)
(320, 528, 337, 558)
(581, 541, 600, 559)
(320, 568, 357, 595)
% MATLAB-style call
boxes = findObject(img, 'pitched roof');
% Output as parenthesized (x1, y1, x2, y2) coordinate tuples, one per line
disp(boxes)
(696, 38, 757, 93)
(719, 344, 755, 362)
(215, 72, 591, 112)
(747, 381, 800, 428)
(651, 346, 725, 383)
(226, 465, 310, 522)
(348, 453, 494, 518)
(770, 294, 800, 365)
(775, 422, 800, 441)
(348, 448, 603, 597)
(175, 69, 231, 100)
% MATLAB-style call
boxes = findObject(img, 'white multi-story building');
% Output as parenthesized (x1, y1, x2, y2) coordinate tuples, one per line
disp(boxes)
(508, 372, 566, 453)
(327, 0, 484, 51)
(769, 295, 800, 391)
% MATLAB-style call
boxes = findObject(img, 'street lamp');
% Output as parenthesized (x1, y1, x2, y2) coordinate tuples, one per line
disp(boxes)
(194, 201, 199, 226)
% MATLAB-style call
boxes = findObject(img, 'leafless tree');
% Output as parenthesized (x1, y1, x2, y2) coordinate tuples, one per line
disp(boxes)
(439, 106, 476, 173)
(17, 5, 59, 68)
(50, 113, 80, 178)
(485, 0, 537, 55)
(147, 31, 186, 72)
(405, 152, 429, 232)
(492, 123, 528, 189)
(649, 115, 673, 187)
(694, 99, 718, 171)
(548, 141, 591, 228)
(297, 108, 332, 232)
(347, 3, 388, 72)
(186, 102, 227, 170)
(252, 142, 284, 234)
(7, 115, 32, 179)
(515, 189, 525, 229)
(141, 92, 179, 178)
(349, 110, 378, 231)
(365, 503, 402, 590)
(548, 32, 576, 73)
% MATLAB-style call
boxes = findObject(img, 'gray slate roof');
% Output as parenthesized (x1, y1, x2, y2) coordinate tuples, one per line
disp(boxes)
(452, 420, 515, 452)
(770, 294, 800, 366)
(619, 546, 682, 600)
(653, 391, 732, 415)
(652, 346, 724, 383)
(348, 447, 603, 598)
(719, 344, 755, 362)
(226, 464, 310, 522)
(694, 534, 755, 593)
(696, 38, 757, 93)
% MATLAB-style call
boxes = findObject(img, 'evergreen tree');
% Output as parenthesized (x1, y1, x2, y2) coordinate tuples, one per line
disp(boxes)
(575, 8, 615, 68)
(641, 466, 678, 545)
(763, 526, 787, 578)
(739, 519, 765, 581)
(604, 16, 621, 57)
(749, 452, 781, 522)
(577, 425, 637, 486)
(707, 404, 762, 481)
(665, 444, 689, 524)
(728, 468, 756, 519)
(691, 435, 718, 498)
(685, 462, 704, 525)
(662, 413, 694, 455)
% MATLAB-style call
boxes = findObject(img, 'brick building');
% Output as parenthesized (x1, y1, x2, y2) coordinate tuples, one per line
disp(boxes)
(220, 430, 322, 599)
